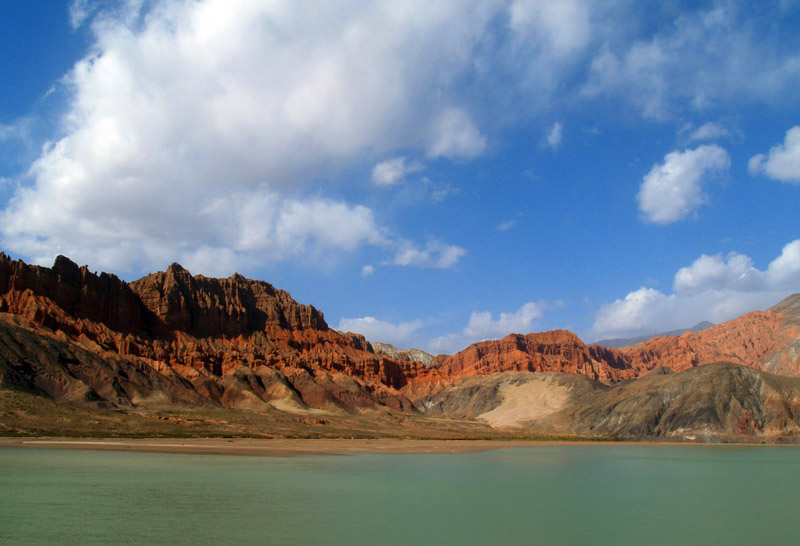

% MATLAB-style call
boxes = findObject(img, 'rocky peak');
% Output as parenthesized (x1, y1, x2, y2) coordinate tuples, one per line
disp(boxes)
(129, 263, 328, 337)
(0, 253, 148, 334)
(438, 329, 638, 381)
(372, 342, 435, 367)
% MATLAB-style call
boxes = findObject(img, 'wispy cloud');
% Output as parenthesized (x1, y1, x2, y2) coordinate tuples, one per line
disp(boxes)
(688, 122, 730, 142)
(389, 240, 466, 270)
(371, 157, 423, 187)
(336, 316, 424, 348)
(546, 121, 563, 149)
(426, 108, 487, 160)
(496, 219, 516, 232)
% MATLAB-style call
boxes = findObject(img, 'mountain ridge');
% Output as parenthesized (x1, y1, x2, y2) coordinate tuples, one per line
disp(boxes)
(3, 253, 800, 441)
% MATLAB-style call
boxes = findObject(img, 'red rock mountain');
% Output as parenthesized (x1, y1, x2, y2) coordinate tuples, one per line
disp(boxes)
(619, 296, 800, 376)
(436, 330, 638, 382)
(2, 253, 800, 417)
(0, 254, 430, 412)
(431, 298, 800, 384)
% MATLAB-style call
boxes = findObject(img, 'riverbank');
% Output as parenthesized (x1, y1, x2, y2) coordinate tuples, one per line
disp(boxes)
(0, 437, 633, 456)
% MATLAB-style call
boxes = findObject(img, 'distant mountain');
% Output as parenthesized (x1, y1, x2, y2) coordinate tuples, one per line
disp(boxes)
(594, 321, 714, 348)
(370, 342, 434, 367)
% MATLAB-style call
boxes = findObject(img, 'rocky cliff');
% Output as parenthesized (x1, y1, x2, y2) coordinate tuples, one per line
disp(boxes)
(620, 297, 800, 376)
(436, 330, 640, 382)
(428, 297, 800, 387)
(0, 254, 425, 413)
(130, 263, 327, 337)
(0, 253, 149, 335)
(3, 253, 800, 440)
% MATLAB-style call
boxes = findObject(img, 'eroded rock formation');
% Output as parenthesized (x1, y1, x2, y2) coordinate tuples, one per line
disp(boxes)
(3, 252, 800, 440)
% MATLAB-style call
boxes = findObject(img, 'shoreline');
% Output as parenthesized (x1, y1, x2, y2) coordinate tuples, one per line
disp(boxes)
(0, 437, 787, 457)
(0, 437, 605, 457)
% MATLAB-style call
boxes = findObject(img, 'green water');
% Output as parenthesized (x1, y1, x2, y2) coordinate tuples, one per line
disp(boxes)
(1, 446, 798, 545)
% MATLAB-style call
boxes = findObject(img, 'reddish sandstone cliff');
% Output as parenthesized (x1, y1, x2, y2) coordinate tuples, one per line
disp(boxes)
(620, 296, 800, 376)
(129, 263, 327, 337)
(3, 253, 800, 416)
(436, 330, 640, 382)
(0, 254, 425, 412)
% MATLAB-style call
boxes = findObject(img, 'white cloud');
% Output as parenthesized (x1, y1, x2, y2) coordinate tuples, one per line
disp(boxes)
(68, 0, 93, 29)
(546, 121, 563, 149)
(390, 240, 466, 269)
(766, 240, 800, 286)
(3, 0, 504, 275)
(582, 5, 800, 118)
(637, 144, 730, 224)
(6, 1, 800, 278)
(748, 126, 800, 183)
(338, 302, 547, 355)
(591, 240, 800, 339)
(688, 122, 730, 142)
(371, 157, 423, 187)
(673, 252, 760, 295)
(336, 316, 424, 348)
(426, 108, 487, 160)
(2, 186, 387, 275)
(509, 0, 590, 55)
(463, 301, 543, 339)
(427, 301, 546, 354)
(361, 264, 375, 277)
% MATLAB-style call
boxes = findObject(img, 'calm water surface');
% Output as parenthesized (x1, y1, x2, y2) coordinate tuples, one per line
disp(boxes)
(1, 445, 798, 545)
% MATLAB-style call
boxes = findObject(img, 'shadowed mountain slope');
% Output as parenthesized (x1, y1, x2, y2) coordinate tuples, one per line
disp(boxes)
(422, 363, 800, 441)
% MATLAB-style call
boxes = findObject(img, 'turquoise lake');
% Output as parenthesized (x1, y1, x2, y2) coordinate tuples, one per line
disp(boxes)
(1, 445, 799, 545)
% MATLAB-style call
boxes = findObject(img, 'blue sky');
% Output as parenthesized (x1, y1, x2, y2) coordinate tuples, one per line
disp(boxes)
(1, 1, 800, 353)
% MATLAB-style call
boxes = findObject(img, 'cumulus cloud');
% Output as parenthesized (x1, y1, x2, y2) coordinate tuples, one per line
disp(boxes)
(336, 316, 424, 348)
(427, 301, 546, 354)
(546, 121, 563, 149)
(463, 302, 543, 339)
(390, 240, 466, 269)
(371, 157, 423, 187)
(637, 145, 730, 224)
(2, 0, 505, 275)
(673, 252, 760, 295)
(361, 264, 375, 277)
(591, 240, 800, 339)
(6, 1, 800, 277)
(748, 126, 800, 183)
(2, 186, 386, 275)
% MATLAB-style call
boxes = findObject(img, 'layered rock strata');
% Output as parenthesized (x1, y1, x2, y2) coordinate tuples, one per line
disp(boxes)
(2, 253, 800, 434)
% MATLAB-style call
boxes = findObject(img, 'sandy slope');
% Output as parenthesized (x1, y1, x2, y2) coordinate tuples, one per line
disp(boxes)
(478, 377, 571, 428)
